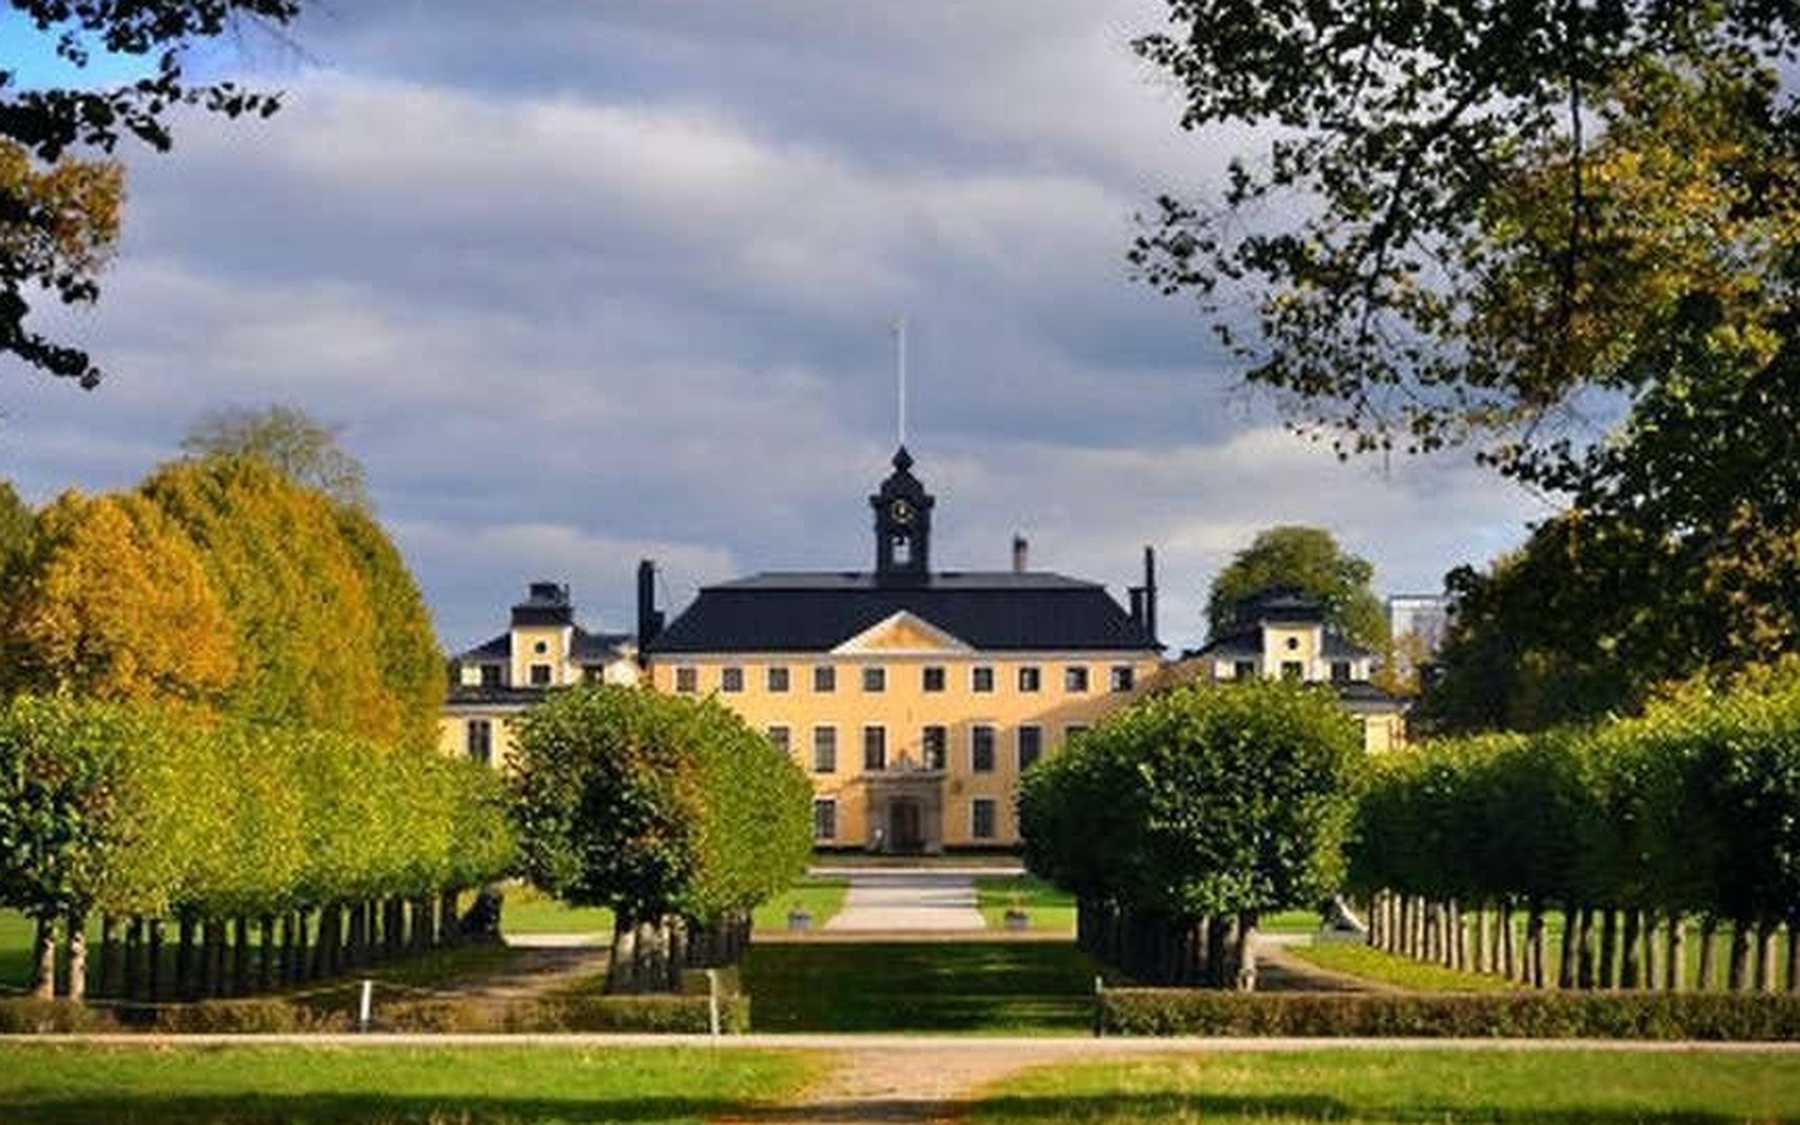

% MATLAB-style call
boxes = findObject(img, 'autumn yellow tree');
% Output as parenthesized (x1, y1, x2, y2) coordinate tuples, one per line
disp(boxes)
(0, 490, 236, 705)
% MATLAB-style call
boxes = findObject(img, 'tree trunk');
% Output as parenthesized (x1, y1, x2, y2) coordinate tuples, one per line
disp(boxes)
(1787, 921, 1799, 995)
(439, 889, 460, 947)
(1577, 907, 1596, 990)
(1666, 913, 1686, 992)
(1499, 901, 1516, 981)
(176, 916, 196, 1000)
(147, 919, 164, 1003)
(201, 920, 224, 998)
(1599, 908, 1617, 989)
(123, 918, 143, 1002)
(232, 917, 251, 997)
(1620, 909, 1641, 989)
(1728, 921, 1751, 992)
(1235, 910, 1260, 992)
(1474, 904, 1490, 974)
(1207, 915, 1233, 988)
(1527, 905, 1547, 989)
(1642, 910, 1660, 992)
(259, 916, 276, 994)
(1756, 920, 1778, 993)
(65, 910, 88, 1002)
(97, 915, 118, 1000)
(1559, 908, 1579, 989)
(1698, 916, 1719, 991)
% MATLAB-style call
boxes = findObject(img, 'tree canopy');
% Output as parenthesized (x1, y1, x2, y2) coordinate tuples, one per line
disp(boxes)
(3, 0, 303, 388)
(1205, 525, 1388, 650)
(181, 405, 370, 510)
(0, 479, 32, 570)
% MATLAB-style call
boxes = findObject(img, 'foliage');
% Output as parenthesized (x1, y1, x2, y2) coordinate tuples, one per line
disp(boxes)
(2, 0, 304, 387)
(1023, 678, 1364, 922)
(332, 504, 445, 747)
(0, 489, 236, 705)
(1205, 526, 1389, 651)
(180, 405, 370, 510)
(0, 479, 31, 571)
(510, 684, 812, 928)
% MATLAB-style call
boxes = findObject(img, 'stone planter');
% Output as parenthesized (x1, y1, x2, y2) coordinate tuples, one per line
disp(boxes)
(1003, 908, 1030, 932)
(786, 909, 812, 932)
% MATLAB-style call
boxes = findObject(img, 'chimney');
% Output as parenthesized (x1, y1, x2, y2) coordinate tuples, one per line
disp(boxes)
(1012, 534, 1029, 574)
(636, 559, 664, 656)
(1143, 545, 1159, 644)
(1129, 587, 1145, 625)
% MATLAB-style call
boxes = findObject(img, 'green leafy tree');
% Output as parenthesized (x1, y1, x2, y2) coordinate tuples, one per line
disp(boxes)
(181, 405, 370, 510)
(0, 479, 33, 572)
(1205, 525, 1389, 651)
(3, 0, 303, 388)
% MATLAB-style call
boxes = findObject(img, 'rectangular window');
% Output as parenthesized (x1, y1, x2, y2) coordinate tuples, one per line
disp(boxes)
(480, 665, 502, 688)
(922, 725, 947, 770)
(922, 666, 946, 692)
(675, 666, 698, 693)
(1281, 661, 1305, 681)
(767, 666, 791, 693)
(812, 727, 837, 773)
(583, 666, 605, 684)
(1110, 665, 1135, 693)
(1063, 666, 1089, 693)
(972, 725, 995, 773)
(813, 665, 836, 693)
(1018, 725, 1043, 773)
(1018, 666, 1042, 693)
(721, 666, 744, 693)
(863, 725, 887, 771)
(862, 666, 886, 693)
(529, 663, 553, 686)
(767, 725, 790, 754)
(972, 798, 997, 840)
(971, 666, 994, 693)
(1330, 661, 1352, 683)
(1234, 660, 1257, 680)
(813, 799, 837, 841)
(466, 719, 492, 765)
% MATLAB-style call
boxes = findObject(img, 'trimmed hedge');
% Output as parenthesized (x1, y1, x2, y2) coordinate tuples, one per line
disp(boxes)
(1101, 988, 1800, 1039)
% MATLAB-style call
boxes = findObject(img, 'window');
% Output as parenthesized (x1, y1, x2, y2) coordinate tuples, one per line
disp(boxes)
(1285, 636, 1301, 651)
(533, 639, 549, 655)
(972, 725, 995, 772)
(529, 663, 553, 686)
(1330, 661, 1352, 683)
(675, 666, 698, 693)
(767, 666, 790, 693)
(812, 727, 837, 773)
(813, 799, 837, 841)
(1234, 660, 1257, 680)
(971, 666, 995, 693)
(1109, 665, 1135, 693)
(1064, 666, 1089, 693)
(922, 666, 946, 693)
(813, 665, 836, 693)
(466, 719, 492, 765)
(721, 666, 744, 693)
(862, 666, 886, 693)
(584, 666, 605, 684)
(1017, 725, 1043, 773)
(1281, 660, 1304, 680)
(480, 665, 502, 688)
(767, 725, 790, 753)
(863, 725, 887, 771)
(922, 725, 947, 770)
(972, 798, 997, 840)
(1018, 666, 1042, 693)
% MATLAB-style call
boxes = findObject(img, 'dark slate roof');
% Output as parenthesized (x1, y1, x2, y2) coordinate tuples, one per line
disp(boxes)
(1187, 627, 1374, 661)
(647, 570, 1159, 654)
(456, 633, 511, 662)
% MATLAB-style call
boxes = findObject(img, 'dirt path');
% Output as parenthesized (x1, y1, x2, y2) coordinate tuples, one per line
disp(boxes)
(717, 1045, 1054, 1125)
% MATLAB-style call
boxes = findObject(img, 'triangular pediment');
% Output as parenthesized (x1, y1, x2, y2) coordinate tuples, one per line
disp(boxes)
(833, 611, 973, 654)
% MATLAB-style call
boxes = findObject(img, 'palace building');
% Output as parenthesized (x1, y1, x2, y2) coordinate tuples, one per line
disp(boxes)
(637, 447, 1164, 852)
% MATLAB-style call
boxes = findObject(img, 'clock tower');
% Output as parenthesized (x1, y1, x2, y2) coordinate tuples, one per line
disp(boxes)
(871, 446, 934, 584)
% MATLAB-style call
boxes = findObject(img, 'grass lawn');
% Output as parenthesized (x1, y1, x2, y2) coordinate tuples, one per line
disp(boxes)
(1287, 942, 1521, 992)
(977, 876, 1076, 933)
(0, 1044, 815, 1125)
(750, 876, 849, 932)
(742, 941, 1099, 1034)
(965, 1048, 1800, 1124)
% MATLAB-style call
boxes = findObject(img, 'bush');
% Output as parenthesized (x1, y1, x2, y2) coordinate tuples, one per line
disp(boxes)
(0, 998, 115, 1033)
(1100, 988, 1800, 1039)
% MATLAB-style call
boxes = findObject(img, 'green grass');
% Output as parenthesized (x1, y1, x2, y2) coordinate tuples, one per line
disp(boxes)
(0, 910, 38, 992)
(977, 876, 1077, 933)
(809, 851, 1022, 868)
(496, 885, 617, 939)
(742, 940, 1099, 1034)
(1287, 942, 1522, 993)
(1262, 909, 1323, 934)
(0, 1044, 815, 1125)
(750, 876, 849, 932)
(966, 1048, 1800, 1124)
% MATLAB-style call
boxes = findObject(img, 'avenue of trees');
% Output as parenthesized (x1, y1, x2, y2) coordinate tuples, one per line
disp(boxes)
(510, 684, 813, 994)
(1354, 666, 1800, 994)
(0, 695, 514, 1002)
(1021, 678, 1363, 990)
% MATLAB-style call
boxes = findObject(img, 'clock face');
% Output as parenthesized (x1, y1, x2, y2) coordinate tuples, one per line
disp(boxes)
(889, 499, 915, 525)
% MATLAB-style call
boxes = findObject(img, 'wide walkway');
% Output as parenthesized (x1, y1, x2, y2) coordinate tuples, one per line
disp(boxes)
(822, 869, 987, 932)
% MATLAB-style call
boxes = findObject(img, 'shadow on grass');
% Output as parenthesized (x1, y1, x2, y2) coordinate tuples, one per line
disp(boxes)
(946, 1093, 1765, 1125)
(3, 1092, 774, 1125)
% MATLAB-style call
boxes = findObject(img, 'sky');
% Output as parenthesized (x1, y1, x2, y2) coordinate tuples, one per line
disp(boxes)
(0, 1, 1549, 654)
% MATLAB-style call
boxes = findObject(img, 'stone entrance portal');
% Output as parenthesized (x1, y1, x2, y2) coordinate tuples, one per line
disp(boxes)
(865, 773, 944, 854)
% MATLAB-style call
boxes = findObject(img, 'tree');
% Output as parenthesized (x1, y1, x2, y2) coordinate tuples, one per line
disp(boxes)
(181, 405, 370, 510)
(0, 479, 32, 571)
(0, 489, 237, 705)
(3, 0, 303, 388)
(1205, 525, 1389, 650)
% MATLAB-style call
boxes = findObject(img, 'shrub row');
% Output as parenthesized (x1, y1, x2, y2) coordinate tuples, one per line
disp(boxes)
(1100, 988, 1800, 1039)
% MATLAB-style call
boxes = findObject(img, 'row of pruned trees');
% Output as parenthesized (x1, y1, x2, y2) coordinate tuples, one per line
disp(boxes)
(1352, 669, 1800, 993)
(0, 696, 515, 1004)
(1020, 678, 1364, 990)
(510, 685, 813, 993)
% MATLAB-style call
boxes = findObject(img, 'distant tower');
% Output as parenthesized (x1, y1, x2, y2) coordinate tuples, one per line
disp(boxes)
(870, 447, 934, 584)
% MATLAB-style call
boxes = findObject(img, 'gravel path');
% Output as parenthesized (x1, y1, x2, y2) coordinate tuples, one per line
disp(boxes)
(824, 872, 986, 933)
